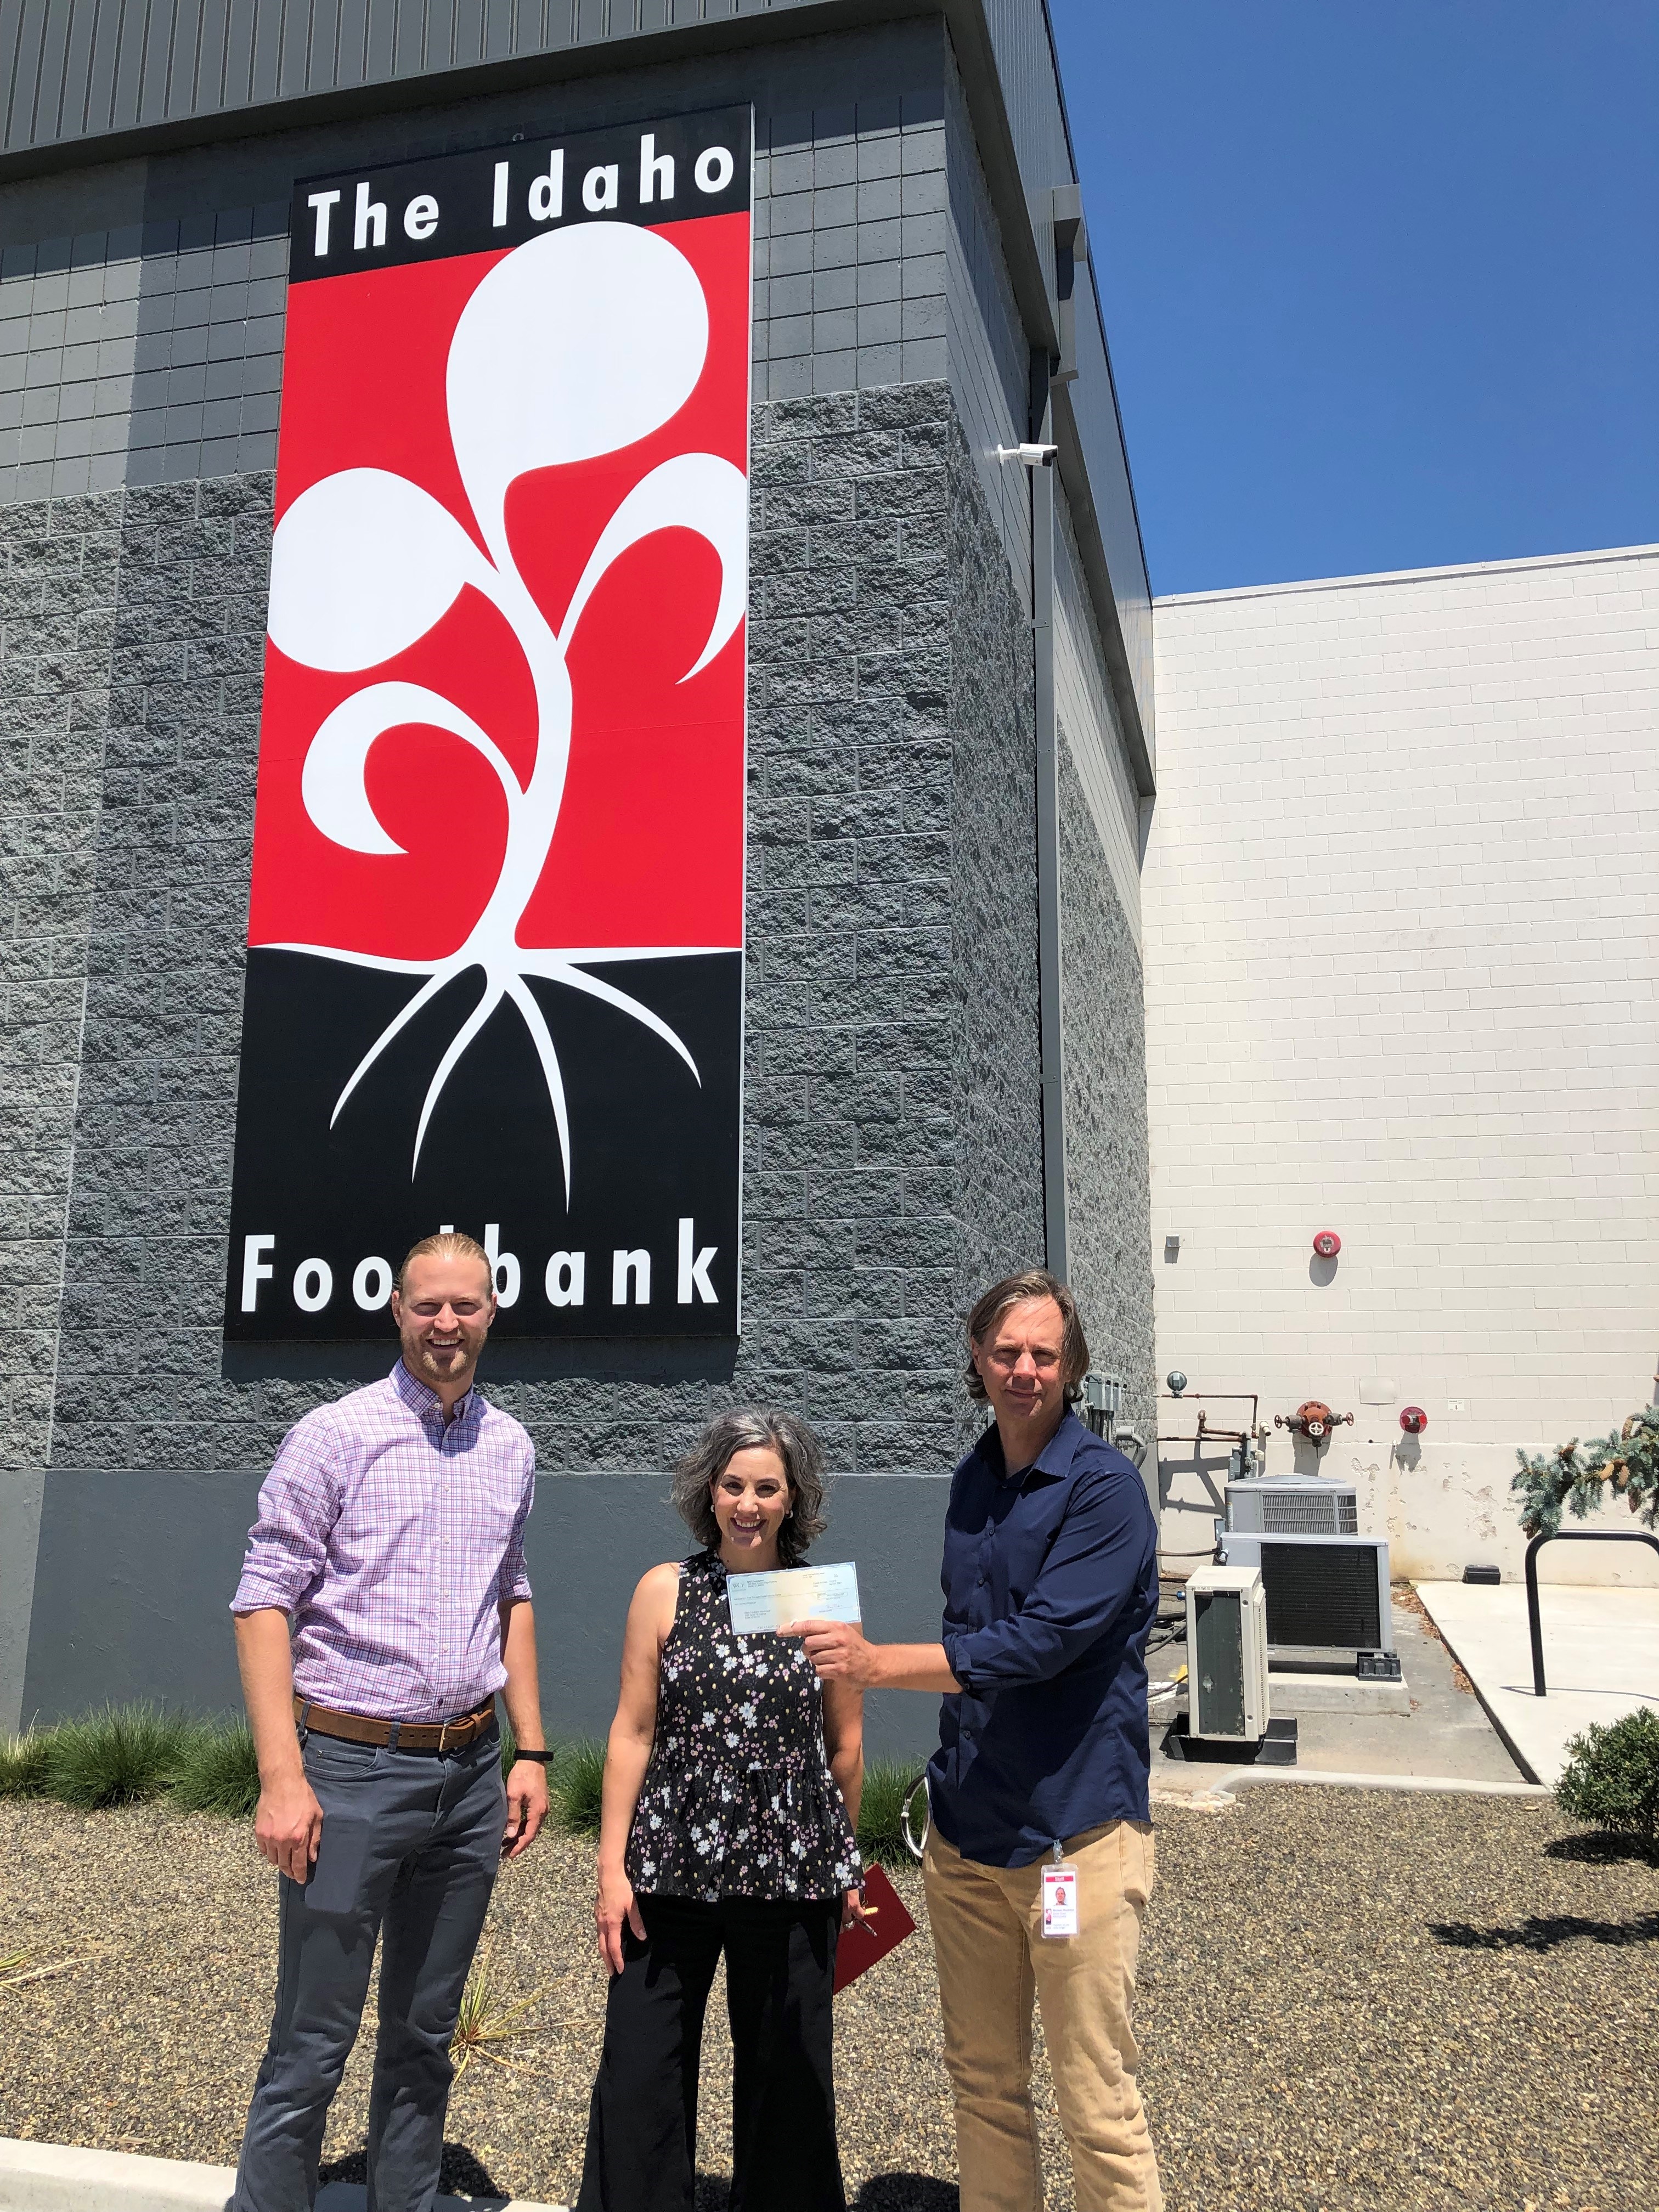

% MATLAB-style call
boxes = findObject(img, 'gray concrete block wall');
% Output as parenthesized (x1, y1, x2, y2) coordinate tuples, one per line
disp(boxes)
(42, 378, 1040, 1485)
(0, 13, 1154, 1722)
(0, 488, 122, 1468)
(945, 421, 1043, 1386)
(736, 380, 972, 1477)
(1057, 733, 1156, 1452)
(54, 472, 274, 1471)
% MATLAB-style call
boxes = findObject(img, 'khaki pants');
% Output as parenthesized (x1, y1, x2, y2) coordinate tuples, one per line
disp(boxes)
(923, 1821, 1161, 2212)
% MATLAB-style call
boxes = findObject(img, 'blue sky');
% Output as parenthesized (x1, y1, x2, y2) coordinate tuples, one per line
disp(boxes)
(1048, 2, 1659, 596)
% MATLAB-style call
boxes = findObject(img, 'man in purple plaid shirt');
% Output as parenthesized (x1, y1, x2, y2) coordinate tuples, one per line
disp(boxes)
(229, 1229, 549, 2212)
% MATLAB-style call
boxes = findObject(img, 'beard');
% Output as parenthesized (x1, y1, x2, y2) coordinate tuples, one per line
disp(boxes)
(401, 1324, 486, 1386)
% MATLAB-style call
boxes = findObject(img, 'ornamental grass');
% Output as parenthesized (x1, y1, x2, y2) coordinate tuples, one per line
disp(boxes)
(0, 1728, 54, 1798)
(170, 1720, 263, 1818)
(856, 1758, 928, 1870)
(41, 1704, 200, 1811)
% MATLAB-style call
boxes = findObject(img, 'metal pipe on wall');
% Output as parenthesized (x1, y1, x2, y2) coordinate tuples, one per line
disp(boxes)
(1030, 347, 1068, 1281)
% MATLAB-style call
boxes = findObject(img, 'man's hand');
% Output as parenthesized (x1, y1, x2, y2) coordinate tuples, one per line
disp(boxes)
(782, 1617, 881, 1686)
(255, 1770, 324, 1884)
(782, 1623, 961, 1696)
(502, 1758, 550, 1859)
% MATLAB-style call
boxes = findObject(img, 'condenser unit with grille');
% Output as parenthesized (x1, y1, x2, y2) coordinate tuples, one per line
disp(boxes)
(1225, 1475, 1359, 1537)
(1183, 1563, 1271, 1741)
(1218, 1532, 1395, 1659)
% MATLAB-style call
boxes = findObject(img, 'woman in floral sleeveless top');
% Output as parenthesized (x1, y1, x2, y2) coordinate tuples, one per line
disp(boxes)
(577, 1409, 868, 2212)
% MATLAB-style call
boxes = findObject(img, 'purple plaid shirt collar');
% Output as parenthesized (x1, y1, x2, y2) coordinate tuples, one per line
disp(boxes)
(389, 1356, 478, 1429)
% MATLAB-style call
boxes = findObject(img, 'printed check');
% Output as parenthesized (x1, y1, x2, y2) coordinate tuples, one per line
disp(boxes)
(726, 1561, 861, 1635)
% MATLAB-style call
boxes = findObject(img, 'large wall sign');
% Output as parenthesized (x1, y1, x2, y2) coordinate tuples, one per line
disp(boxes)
(223, 110, 752, 1345)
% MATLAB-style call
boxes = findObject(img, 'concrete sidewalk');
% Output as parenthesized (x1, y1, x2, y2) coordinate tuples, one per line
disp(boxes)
(1415, 1578, 1659, 1785)
(1152, 1592, 1532, 1795)
(0, 2139, 563, 2212)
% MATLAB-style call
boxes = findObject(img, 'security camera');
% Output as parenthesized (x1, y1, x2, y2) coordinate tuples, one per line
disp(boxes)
(995, 443, 1058, 467)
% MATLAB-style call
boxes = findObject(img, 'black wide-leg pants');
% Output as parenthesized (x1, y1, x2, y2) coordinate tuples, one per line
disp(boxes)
(577, 1892, 845, 2212)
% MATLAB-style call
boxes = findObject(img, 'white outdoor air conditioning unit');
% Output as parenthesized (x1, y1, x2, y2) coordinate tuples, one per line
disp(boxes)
(1225, 1475, 1358, 1537)
(1183, 1563, 1271, 1742)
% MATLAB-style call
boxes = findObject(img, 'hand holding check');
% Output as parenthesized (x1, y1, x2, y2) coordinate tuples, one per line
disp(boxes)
(779, 1616, 883, 1686)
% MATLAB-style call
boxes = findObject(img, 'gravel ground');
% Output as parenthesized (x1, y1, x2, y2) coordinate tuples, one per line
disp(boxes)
(1, 1791, 1654, 2210)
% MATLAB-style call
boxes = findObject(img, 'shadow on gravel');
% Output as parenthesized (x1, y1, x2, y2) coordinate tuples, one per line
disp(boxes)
(695, 2177, 956, 2210)
(319, 2143, 506, 2198)
(1430, 1911, 1659, 1952)
(1543, 1829, 1659, 1867)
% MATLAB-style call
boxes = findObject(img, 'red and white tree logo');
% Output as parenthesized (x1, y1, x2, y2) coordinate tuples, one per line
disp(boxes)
(226, 115, 752, 1345)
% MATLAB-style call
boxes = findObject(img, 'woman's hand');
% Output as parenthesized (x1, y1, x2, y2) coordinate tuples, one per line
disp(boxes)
(596, 1857, 646, 1976)
(842, 1883, 876, 1932)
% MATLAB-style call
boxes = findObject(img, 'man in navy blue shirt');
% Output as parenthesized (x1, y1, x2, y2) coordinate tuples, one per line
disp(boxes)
(794, 1269, 1162, 2212)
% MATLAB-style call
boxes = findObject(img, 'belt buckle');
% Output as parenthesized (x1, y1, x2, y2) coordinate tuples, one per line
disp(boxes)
(437, 1718, 452, 1752)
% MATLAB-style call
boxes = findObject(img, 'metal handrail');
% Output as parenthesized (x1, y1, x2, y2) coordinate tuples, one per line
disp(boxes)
(1525, 1528, 1659, 1696)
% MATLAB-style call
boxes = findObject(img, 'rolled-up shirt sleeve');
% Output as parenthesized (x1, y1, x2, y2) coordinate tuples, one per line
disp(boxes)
(941, 1469, 1150, 1692)
(496, 1452, 535, 1604)
(231, 1415, 343, 1618)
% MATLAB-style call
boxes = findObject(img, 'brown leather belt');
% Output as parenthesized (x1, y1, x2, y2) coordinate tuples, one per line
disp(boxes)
(295, 1696, 498, 1753)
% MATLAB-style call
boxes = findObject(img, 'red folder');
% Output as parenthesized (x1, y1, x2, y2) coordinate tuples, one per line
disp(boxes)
(833, 1863, 917, 1994)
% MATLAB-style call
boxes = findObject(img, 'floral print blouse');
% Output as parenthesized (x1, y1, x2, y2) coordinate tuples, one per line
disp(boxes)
(625, 1551, 863, 1903)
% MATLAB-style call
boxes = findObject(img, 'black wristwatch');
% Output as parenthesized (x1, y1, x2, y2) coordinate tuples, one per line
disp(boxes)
(511, 1748, 553, 1764)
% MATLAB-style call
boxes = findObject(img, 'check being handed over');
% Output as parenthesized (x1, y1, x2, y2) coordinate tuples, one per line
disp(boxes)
(726, 1561, 861, 1635)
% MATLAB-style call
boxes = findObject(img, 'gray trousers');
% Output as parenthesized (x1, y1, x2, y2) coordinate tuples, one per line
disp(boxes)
(233, 1725, 506, 2212)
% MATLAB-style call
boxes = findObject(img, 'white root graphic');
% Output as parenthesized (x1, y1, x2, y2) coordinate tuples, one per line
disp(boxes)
(262, 221, 748, 1200)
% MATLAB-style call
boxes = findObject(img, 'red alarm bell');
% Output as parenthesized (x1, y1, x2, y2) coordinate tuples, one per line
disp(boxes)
(1313, 1230, 1342, 1259)
(1400, 1406, 1427, 1435)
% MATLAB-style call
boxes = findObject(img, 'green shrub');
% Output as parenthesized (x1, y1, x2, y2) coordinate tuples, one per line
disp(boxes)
(1556, 1707, 1659, 1847)
(857, 1758, 927, 1870)
(553, 1739, 608, 1836)
(170, 1720, 262, 1818)
(42, 1704, 197, 1810)
(0, 1730, 55, 1798)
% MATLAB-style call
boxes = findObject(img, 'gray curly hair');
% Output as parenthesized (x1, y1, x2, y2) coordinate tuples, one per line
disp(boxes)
(670, 1408, 828, 1568)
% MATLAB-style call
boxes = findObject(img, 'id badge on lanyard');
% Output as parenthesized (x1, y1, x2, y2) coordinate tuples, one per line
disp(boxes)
(1041, 1842, 1078, 1940)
